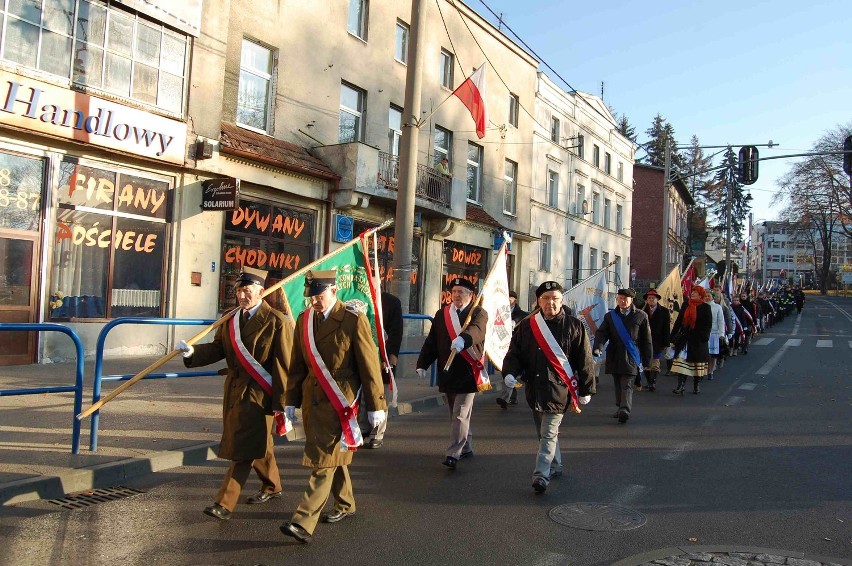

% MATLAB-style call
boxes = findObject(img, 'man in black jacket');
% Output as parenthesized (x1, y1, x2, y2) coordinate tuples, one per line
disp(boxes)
(502, 281, 595, 493)
(639, 289, 671, 392)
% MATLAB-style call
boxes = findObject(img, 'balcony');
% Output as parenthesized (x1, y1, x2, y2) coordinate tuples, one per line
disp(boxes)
(378, 152, 452, 207)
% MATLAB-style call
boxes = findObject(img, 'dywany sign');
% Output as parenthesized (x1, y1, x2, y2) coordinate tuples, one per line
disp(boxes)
(0, 69, 187, 165)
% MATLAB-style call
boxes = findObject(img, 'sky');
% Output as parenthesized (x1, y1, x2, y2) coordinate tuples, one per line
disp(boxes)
(467, 0, 851, 224)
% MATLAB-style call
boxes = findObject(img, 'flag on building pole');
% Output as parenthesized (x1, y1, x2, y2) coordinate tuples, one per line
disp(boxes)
(655, 263, 684, 331)
(562, 265, 611, 339)
(481, 233, 512, 370)
(452, 64, 488, 139)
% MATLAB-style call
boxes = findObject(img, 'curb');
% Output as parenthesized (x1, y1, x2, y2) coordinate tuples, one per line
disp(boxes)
(611, 545, 852, 566)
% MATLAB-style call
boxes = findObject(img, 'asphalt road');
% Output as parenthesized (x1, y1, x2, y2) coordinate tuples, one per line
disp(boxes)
(1, 297, 850, 566)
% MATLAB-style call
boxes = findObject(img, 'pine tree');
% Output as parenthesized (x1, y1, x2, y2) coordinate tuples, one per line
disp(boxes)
(642, 114, 685, 171)
(682, 135, 714, 206)
(709, 147, 753, 252)
(615, 114, 637, 143)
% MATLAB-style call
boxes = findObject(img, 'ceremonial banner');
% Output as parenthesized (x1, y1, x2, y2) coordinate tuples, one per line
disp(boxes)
(480, 235, 512, 370)
(655, 264, 684, 331)
(562, 266, 610, 338)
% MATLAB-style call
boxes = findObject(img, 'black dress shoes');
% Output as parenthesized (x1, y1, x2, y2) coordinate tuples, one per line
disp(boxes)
(321, 508, 355, 523)
(618, 410, 629, 424)
(203, 503, 231, 520)
(459, 450, 473, 459)
(442, 456, 458, 469)
(364, 439, 383, 449)
(280, 522, 311, 543)
(532, 478, 547, 493)
(246, 490, 282, 504)
(496, 397, 508, 409)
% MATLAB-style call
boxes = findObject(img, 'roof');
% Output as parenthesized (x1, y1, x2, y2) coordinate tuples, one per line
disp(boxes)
(219, 122, 338, 179)
(466, 203, 505, 230)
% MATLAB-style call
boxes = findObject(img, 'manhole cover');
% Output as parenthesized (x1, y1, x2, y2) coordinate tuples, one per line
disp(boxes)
(48, 486, 145, 510)
(549, 502, 646, 531)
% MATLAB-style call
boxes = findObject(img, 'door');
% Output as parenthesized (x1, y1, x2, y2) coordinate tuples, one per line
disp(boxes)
(0, 151, 46, 365)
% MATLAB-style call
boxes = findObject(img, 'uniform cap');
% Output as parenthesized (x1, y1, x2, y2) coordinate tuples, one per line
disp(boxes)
(448, 277, 477, 293)
(234, 267, 267, 288)
(304, 269, 337, 296)
(535, 281, 563, 298)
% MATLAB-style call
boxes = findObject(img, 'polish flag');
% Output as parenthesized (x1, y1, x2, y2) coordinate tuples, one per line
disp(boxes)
(453, 64, 488, 139)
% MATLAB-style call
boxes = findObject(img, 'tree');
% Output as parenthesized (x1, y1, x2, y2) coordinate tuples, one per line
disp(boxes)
(641, 113, 685, 171)
(709, 147, 752, 256)
(772, 122, 852, 294)
(615, 114, 637, 143)
(682, 135, 715, 206)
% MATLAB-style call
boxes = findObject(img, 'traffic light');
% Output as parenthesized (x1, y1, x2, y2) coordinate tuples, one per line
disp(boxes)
(737, 146, 759, 185)
(843, 135, 852, 176)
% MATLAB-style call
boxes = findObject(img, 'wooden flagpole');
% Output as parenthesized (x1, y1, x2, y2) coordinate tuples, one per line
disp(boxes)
(443, 293, 484, 371)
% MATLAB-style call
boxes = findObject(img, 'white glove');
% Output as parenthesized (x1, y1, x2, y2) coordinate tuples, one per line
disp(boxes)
(177, 340, 193, 358)
(416, 368, 427, 379)
(284, 406, 297, 422)
(578, 395, 591, 405)
(368, 410, 386, 427)
(451, 336, 466, 351)
(504, 374, 516, 388)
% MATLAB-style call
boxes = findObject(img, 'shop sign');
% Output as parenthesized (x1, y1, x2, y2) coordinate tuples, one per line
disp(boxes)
(201, 178, 239, 211)
(0, 69, 187, 165)
(442, 241, 489, 305)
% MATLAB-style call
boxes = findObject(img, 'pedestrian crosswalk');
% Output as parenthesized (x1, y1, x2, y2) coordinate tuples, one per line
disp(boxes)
(750, 337, 850, 348)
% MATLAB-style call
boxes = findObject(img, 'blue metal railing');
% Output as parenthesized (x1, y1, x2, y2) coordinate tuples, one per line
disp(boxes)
(0, 323, 85, 454)
(89, 318, 216, 451)
(401, 314, 437, 386)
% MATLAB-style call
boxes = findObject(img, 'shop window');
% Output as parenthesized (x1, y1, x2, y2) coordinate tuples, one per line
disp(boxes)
(49, 161, 171, 320)
(0, 151, 45, 232)
(442, 241, 488, 306)
(219, 198, 316, 314)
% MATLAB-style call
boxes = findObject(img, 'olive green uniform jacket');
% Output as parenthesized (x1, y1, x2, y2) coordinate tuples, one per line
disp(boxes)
(184, 301, 293, 461)
(286, 300, 386, 468)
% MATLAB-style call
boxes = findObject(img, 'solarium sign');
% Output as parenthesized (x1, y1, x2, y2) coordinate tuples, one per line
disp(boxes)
(0, 69, 187, 165)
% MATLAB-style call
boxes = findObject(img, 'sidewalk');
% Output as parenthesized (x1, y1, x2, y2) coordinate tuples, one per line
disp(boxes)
(0, 355, 457, 506)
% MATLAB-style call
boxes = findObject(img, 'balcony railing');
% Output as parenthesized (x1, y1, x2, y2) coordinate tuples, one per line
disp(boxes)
(378, 152, 451, 207)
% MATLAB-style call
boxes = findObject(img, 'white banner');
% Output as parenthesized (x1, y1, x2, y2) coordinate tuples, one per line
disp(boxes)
(562, 268, 610, 338)
(481, 240, 513, 370)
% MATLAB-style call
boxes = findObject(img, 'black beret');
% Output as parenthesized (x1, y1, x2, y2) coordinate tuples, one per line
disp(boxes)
(617, 288, 636, 298)
(535, 281, 563, 298)
(449, 277, 477, 293)
(508, 290, 518, 299)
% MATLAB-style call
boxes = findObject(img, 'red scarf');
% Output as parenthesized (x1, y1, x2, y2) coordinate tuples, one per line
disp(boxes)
(682, 298, 703, 328)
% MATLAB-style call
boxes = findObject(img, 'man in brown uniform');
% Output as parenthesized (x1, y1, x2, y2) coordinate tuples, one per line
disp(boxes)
(178, 267, 293, 520)
(280, 269, 386, 544)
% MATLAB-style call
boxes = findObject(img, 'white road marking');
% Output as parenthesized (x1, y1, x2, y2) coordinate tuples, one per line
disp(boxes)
(701, 414, 721, 427)
(611, 484, 649, 505)
(739, 383, 757, 390)
(784, 339, 802, 346)
(662, 442, 694, 461)
(816, 340, 833, 348)
(752, 337, 775, 346)
(725, 396, 744, 406)
(849, 341, 852, 349)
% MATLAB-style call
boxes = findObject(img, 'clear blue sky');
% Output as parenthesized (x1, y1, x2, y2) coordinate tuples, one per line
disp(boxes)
(469, 0, 851, 224)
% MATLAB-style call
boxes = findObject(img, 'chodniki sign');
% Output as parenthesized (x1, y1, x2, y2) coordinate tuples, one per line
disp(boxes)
(201, 178, 240, 211)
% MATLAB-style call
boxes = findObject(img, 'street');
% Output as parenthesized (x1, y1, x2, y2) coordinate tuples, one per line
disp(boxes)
(1, 297, 850, 566)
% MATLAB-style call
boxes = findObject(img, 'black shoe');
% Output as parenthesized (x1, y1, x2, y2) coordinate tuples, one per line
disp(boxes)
(459, 451, 473, 459)
(707, 373, 713, 381)
(442, 456, 458, 469)
(203, 503, 231, 520)
(496, 397, 508, 409)
(321, 508, 355, 523)
(611, 410, 620, 418)
(532, 478, 547, 493)
(364, 439, 383, 449)
(618, 410, 629, 424)
(246, 490, 282, 504)
(280, 522, 311, 543)
(508, 399, 518, 405)
(548, 470, 563, 480)
(648, 385, 656, 392)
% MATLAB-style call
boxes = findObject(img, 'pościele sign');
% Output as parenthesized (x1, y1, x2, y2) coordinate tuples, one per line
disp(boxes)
(0, 69, 186, 164)
(201, 178, 239, 211)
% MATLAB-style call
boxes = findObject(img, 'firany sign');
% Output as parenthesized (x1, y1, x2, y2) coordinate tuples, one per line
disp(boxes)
(201, 178, 240, 211)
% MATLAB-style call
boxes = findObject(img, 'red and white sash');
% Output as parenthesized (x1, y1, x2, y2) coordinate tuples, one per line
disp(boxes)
(228, 312, 293, 435)
(443, 305, 490, 391)
(302, 308, 362, 451)
(529, 312, 581, 412)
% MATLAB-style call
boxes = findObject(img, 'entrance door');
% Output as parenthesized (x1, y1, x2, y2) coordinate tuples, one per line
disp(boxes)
(0, 232, 38, 364)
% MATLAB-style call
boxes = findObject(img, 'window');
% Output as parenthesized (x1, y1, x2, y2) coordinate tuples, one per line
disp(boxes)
(576, 184, 585, 215)
(589, 247, 598, 272)
(602, 251, 609, 272)
(614, 255, 622, 284)
(604, 152, 612, 175)
(503, 159, 517, 215)
(617, 161, 624, 182)
(592, 192, 600, 224)
(593, 145, 600, 168)
(540, 233, 552, 271)
(576, 134, 584, 159)
(508, 93, 519, 127)
(547, 170, 559, 208)
(0, 151, 45, 232)
(439, 49, 454, 89)
(394, 20, 408, 63)
(50, 161, 171, 320)
(339, 82, 366, 143)
(347, 0, 368, 40)
(433, 125, 452, 167)
(604, 198, 611, 229)
(388, 105, 402, 156)
(550, 117, 560, 143)
(467, 142, 483, 202)
(0, 1, 188, 114)
(616, 204, 624, 232)
(237, 39, 274, 131)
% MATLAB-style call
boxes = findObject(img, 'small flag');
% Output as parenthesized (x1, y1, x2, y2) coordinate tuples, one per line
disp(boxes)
(452, 64, 488, 139)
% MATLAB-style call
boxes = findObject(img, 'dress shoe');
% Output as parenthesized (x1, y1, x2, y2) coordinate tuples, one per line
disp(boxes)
(496, 397, 508, 409)
(508, 399, 518, 405)
(611, 410, 620, 418)
(364, 438, 383, 449)
(203, 503, 231, 520)
(321, 508, 355, 523)
(548, 470, 563, 480)
(280, 522, 311, 543)
(246, 490, 282, 504)
(459, 450, 474, 459)
(442, 456, 458, 469)
(532, 478, 547, 493)
(618, 410, 629, 424)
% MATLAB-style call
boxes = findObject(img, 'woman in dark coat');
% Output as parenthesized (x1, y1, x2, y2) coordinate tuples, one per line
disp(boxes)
(670, 286, 712, 395)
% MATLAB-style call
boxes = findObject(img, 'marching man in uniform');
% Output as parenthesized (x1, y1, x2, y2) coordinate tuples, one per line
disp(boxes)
(501, 281, 595, 493)
(416, 277, 489, 469)
(280, 269, 386, 544)
(178, 267, 293, 521)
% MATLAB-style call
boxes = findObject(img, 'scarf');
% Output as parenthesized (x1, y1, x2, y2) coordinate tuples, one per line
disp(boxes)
(682, 298, 704, 329)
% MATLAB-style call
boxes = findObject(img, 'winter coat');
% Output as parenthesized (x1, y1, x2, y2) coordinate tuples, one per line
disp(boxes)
(184, 300, 292, 461)
(593, 306, 653, 375)
(502, 306, 595, 414)
(416, 302, 488, 394)
(643, 304, 671, 355)
(671, 302, 712, 363)
(286, 300, 386, 468)
(708, 301, 726, 336)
